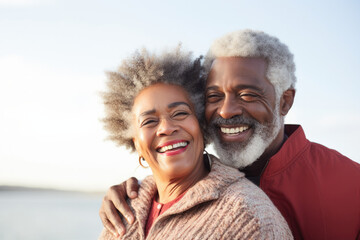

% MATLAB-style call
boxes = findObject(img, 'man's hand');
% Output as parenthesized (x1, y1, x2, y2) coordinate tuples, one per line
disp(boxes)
(99, 177, 140, 237)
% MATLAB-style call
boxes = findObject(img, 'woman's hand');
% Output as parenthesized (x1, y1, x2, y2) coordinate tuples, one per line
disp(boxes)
(99, 177, 140, 237)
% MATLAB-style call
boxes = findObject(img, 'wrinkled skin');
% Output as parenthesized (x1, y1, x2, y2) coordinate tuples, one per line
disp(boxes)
(99, 57, 295, 237)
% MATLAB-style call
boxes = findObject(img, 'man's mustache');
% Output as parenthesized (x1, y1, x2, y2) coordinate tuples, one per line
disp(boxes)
(209, 115, 258, 127)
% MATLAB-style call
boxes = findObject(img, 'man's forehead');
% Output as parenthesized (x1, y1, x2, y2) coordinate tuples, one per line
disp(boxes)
(206, 57, 268, 86)
(213, 56, 266, 62)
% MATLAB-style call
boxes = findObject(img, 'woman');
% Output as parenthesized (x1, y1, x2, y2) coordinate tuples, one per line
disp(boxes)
(99, 47, 292, 239)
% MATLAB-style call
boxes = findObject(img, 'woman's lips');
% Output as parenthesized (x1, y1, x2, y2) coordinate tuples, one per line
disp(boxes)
(156, 140, 189, 156)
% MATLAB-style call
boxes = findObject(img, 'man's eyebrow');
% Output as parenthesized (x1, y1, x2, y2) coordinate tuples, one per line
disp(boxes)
(205, 86, 219, 91)
(206, 84, 263, 92)
(168, 101, 191, 109)
(234, 84, 263, 92)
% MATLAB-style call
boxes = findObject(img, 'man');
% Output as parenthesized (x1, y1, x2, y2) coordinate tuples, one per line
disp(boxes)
(99, 30, 360, 239)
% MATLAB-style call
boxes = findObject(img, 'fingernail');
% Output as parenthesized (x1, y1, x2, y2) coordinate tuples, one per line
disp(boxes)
(127, 215, 134, 224)
(130, 191, 137, 197)
(117, 228, 124, 236)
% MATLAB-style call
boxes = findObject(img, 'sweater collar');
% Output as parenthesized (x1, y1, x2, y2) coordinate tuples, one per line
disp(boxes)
(126, 175, 157, 239)
(130, 155, 245, 232)
(164, 156, 244, 216)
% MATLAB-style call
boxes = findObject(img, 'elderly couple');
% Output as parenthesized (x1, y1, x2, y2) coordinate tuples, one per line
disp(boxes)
(99, 30, 360, 240)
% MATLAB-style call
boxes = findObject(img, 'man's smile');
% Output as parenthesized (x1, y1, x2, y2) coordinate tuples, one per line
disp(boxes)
(217, 125, 253, 142)
(220, 125, 249, 134)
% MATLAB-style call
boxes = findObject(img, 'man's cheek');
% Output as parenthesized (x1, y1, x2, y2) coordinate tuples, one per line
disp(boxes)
(205, 105, 215, 123)
(245, 105, 272, 124)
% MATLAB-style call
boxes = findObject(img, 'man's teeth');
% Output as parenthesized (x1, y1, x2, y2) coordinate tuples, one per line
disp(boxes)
(158, 142, 188, 153)
(221, 126, 249, 134)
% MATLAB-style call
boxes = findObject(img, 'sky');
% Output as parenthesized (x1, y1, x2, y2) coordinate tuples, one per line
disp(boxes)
(1, 0, 359, 192)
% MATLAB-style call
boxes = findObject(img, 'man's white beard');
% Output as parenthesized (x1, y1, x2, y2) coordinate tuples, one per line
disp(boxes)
(208, 106, 282, 169)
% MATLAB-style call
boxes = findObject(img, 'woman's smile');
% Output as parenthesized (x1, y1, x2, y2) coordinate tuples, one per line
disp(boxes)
(156, 140, 189, 156)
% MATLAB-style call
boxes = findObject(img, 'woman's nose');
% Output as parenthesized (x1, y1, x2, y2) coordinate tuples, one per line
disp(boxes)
(156, 118, 178, 136)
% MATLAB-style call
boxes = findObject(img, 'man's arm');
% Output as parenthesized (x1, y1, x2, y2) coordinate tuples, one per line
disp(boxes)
(99, 177, 140, 237)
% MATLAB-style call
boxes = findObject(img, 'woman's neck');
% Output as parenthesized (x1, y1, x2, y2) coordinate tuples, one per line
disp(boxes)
(153, 156, 209, 204)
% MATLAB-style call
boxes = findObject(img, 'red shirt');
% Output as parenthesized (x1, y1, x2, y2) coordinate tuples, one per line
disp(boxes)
(260, 125, 360, 239)
(145, 191, 187, 237)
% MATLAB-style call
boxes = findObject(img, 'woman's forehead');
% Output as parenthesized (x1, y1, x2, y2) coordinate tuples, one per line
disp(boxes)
(132, 83, 192, 115)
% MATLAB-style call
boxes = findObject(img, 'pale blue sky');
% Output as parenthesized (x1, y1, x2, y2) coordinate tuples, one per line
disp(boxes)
(1, 0, 359, 191)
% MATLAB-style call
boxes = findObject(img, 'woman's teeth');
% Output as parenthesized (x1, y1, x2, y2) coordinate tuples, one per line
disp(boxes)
(221, 126, 249, 134)
(158, 142, 188, 153)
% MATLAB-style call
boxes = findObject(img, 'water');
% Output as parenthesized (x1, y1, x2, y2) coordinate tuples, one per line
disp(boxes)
(0, 190, 104, 240)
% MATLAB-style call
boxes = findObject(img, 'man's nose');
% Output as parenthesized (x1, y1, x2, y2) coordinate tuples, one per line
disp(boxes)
(156, 118, 178, 136)
(219, 96, 242, 119)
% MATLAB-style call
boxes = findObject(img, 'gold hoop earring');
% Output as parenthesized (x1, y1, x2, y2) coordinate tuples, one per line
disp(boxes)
(138, 156, 148, 168)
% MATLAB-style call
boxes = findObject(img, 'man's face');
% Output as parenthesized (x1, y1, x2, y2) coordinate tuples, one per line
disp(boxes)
(205, 57, 282, 169)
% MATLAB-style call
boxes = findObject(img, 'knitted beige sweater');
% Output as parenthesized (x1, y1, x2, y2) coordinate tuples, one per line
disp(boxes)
(99, 156, 293, 240)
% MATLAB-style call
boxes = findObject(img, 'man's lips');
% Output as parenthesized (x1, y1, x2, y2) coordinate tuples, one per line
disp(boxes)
(220, 125, 250, 134)
(156, 140, 189, 153)
(217, 125, 252, 142)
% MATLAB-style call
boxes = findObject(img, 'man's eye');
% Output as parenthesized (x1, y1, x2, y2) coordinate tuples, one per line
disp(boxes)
(206, 94, 222, 103)
(239, 93, 258, 102)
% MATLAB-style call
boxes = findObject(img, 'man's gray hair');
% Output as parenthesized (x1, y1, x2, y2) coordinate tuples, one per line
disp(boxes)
(204, 29, 296, 99)
(102, 46, 205, 151)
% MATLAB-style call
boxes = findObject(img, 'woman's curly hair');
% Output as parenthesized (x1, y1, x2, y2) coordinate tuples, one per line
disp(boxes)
(102, 46, 206, 152)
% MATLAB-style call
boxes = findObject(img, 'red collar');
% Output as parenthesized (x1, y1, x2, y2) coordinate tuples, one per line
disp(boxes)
(145, 190, 187, 237)
(262, 125, 310, 178)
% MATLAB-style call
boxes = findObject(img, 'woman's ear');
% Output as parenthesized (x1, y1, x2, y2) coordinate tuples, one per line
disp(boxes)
(133, 138, 141, 155)
(280, 88, 295, 116)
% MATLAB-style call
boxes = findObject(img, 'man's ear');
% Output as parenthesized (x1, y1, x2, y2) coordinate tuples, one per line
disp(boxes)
(280, 88, 295, 116)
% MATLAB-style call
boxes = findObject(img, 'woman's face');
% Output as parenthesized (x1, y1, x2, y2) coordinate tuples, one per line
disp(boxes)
(132, 83, 204, 180)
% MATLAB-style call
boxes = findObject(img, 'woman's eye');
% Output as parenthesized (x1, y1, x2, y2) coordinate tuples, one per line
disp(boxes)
(173, 111, 189, 119)
(141, 119, 157, 127)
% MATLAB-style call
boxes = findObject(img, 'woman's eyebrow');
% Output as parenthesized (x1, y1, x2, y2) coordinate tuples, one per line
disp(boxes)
(167, 101, 191, 109)
(139, 102, 191, 117)
(139, 109, 156, 117)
